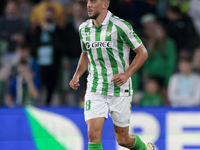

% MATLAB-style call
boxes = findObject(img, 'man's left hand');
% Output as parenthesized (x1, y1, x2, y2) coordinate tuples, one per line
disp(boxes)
(111, 73, 129, 86)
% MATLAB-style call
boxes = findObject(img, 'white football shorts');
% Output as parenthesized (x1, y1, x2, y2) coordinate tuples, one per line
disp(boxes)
(84, 92, 132, 127)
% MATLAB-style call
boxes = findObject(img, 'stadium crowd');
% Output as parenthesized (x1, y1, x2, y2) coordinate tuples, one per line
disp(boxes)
(0, 0, 200, 107)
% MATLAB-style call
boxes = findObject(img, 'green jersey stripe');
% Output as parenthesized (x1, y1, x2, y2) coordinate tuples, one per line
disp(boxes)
(106, 21, 120, 96)
(114, 25, 135, 49)
(85, 26, 99, 92)
(115, 26, 126, 72)
(133, 32, 142, 44)
(95, 26, 108, 95)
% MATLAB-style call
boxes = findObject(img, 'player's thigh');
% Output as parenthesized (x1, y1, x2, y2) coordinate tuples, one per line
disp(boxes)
(84, 92, 109, 122)
(84, 93, 108, 142)
(109, 96, 132, 128)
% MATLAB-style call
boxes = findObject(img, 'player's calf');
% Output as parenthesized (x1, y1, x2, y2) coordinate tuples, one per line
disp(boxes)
(87, 128, 103, 150)
(117, 136, 134, 148)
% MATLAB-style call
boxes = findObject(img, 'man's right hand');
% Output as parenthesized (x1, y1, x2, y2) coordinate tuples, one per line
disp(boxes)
(69, 77, 80, 90)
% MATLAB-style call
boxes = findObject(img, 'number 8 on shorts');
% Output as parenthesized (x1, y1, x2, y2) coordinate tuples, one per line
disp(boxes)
(85, 100, 91, 111)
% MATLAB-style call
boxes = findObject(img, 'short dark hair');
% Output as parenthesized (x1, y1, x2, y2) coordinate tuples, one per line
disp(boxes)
(179, 56, 192, 63)
(167, 5, 185, 16)
(146, 76, 163, 87)
(16, 42, 30, 50)
(147, 76, 159, 83)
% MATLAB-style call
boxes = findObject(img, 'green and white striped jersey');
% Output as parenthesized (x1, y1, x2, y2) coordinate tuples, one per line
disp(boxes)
(79, 11, 142, 97)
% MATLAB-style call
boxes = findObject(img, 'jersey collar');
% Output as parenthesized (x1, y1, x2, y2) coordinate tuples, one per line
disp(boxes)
(88, 10, 112, 27)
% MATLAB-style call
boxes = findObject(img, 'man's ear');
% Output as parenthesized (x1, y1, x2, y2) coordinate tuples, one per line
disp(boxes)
(102, 1, 109, 10)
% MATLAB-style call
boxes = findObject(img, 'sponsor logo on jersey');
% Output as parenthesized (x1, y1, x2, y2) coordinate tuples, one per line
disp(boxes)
(86, 42, 113, 49)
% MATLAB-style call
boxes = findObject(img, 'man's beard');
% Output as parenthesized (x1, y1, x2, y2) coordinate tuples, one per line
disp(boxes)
(89, 12, 100, 19)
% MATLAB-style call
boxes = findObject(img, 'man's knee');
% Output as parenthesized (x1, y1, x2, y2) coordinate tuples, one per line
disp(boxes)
(88, 128, 102, 142)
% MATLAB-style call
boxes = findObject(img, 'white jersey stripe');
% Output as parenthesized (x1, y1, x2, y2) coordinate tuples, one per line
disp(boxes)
(101, 24, 115, 96)
(90, 27, 104, 93)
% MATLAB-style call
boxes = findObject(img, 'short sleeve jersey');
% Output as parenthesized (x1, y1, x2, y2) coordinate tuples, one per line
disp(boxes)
(79, 11, 142, 97)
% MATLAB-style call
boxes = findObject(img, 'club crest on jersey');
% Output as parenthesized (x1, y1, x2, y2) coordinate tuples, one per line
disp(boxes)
(85, 42, 113, 49)
(106, 30, 111, 37)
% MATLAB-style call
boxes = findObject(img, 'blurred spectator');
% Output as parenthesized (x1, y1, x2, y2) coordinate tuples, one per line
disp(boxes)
(142, 21, 177, 105)
(30, 0, 65, 27)
(0, 1, 26, 53)
(166, 5, 199, 54)
(192, 47, 200, 75)
(0, 59, 10, 105)
(19, 0, 34, 27)
(155, 0, 168, 18)
(131, 72, 142, 105)
(5, 59, 41, 107)
(143, 21, 177, 87)
(169, 0, 189, 13)
(131, 72, 140, 93)
(32, 7, 63, 105)
(123, 0, 155, 30)
(188, 0, 200, 37)
(168, 57, 200, 107)
(52, 0, 72, 7)
(139, 77, 164, 106)
(63, 0, 87, 106)
(59, 57, 71, 105)
(10, 43, 40, 79)
(140, 13, 157, 45)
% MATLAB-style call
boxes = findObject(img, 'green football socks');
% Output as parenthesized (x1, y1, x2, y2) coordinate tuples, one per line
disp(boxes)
(88, 142, 103, 150)
(88, 135, 146, 150)
(130, 135, 147, 150)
